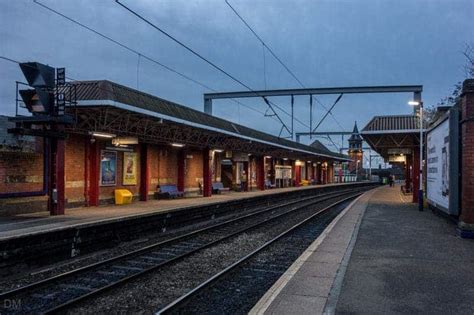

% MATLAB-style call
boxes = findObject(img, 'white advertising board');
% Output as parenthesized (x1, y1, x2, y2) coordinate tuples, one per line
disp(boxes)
(426, 119, 449, 210)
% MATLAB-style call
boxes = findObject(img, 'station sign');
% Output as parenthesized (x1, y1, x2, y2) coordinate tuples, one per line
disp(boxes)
(387, 148, 411, 155)
(388, 155, 406, 163)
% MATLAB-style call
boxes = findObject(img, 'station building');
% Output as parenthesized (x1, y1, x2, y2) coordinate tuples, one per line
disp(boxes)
(0, 80, 350, 215)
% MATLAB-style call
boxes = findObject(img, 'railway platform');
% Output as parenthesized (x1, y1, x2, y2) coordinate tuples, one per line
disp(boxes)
(251, 184, 474, 314)
(0, 183, 353, 240)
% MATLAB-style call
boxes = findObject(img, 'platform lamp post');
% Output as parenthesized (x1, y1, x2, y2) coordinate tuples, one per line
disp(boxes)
(408, 100, 424, 211)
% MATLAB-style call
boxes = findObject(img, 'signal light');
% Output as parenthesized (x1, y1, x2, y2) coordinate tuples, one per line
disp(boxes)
(19, 88, 54, 114)
(19, 62, 56, 115)
(19, 62, 55, 88)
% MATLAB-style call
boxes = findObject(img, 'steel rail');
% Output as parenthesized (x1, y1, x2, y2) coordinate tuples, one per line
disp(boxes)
(41, 189, 363, 314)
(0, 187, 370, 313)
(0, 190, 343, 300)
(156, 192, 362, 314)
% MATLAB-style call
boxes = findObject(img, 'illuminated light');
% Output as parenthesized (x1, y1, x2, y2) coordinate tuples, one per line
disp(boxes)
(307, 161, 311, 163)
(295, 160, 303, 166)
(213, 149, 224, 153)
(408, 101, 420, 106)
(265, 155, 272, 159)
(112, 137, 138, 146)
(171, 143, 185, 148)
(89, 131, 116, 139)
(283, 158, 288, 161)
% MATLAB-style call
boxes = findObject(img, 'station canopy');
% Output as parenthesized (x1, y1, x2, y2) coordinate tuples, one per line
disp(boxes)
(65, 80, 350, 162)
(361, 114, 426, 160)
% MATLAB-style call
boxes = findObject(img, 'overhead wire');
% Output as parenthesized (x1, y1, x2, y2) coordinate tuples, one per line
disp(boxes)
(31, 0, 278, 122)
(114, 0, 310, 133)
(224, 0, 345, 131)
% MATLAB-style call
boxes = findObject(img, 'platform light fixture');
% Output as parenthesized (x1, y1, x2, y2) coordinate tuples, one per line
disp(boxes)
(265, 155, 272, 159)
(171, 143, 185, 148)
(89, 131, 116, 139)
(283, 157, 288, 160)
(408, 99, 424, 212)
(213, 149, 224, 153)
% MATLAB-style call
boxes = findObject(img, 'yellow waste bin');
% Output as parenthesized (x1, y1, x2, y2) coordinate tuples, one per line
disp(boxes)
(115, 189, 133, 205)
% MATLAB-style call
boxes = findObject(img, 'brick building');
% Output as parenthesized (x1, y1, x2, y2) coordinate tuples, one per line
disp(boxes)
(0, 80, 350, 215)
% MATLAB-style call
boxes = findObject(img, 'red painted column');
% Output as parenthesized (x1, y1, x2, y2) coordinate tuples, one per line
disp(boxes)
(177, 149, 185, 193)
(412, 146, 420, 203)
(87, 139, 100, 207)
(256, 156, 265, 191)
(140, 144, 150, 201)
(315, 163, 320, 184)
(243, 161, 249, 191)
(295, 164, 301, 187)
(405, 154, 412, 193)
(322, 165, 327, 184)
(48, 136, 65, 215)
(202, 148, 212, 197)
(460, 79, 474, 236)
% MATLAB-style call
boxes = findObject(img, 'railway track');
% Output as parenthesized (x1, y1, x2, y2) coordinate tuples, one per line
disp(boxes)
(157, 193, 359, 314)
(0, 186, 371, 314)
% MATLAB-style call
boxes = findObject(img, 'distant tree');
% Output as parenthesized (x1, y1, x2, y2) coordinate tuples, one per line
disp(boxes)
(437, 43, 474, 108)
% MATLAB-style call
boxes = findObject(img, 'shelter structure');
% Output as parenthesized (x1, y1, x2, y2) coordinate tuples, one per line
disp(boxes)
(361, 114, 426, 202)
(1, 80, 350, 215)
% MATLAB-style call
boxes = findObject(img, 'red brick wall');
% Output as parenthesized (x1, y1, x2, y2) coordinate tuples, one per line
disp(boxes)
(65, 135, 85, 204)
(185, 149, 203, 192)
(0, 151, 44, 193)
(157, 147, 178, 185)
(461, 80, 474, 227)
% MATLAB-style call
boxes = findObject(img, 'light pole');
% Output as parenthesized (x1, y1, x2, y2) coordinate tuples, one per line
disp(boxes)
(409, 100, 424, 211)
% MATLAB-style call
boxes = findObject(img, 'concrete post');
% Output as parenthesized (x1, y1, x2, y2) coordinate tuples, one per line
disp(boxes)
(460, 79, 474, 237)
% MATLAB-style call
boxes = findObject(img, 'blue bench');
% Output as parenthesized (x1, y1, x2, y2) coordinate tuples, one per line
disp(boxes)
(155, 184, 184, 199)
(212, 182, 230, 194)
(265, 179, 276, 189)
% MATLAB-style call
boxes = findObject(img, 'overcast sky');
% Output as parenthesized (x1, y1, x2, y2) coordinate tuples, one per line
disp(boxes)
(1, 0, 472, 155)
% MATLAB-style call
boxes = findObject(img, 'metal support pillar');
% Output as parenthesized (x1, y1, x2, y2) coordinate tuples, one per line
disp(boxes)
(87, 139, 100, 207)
(204, 97, 212, 115)
(202, 148, 212, 197)
(412, 148, 420, 203)
(243, 161, 249, 191)
(291, 95, 294, 140)
(48, 134, 65, 215)
(140, 143, 150, 201)
(294, 163, 301, 187)
(256, 156, 265, 191)
(177, 149, 185, 193)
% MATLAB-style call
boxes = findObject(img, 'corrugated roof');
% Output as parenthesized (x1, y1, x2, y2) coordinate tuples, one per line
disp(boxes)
(70, 80, 348, 160)
(361, 115, 424, 133)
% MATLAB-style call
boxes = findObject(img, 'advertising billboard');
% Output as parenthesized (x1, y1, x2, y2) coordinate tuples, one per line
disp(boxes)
(427, 118, 449, 210)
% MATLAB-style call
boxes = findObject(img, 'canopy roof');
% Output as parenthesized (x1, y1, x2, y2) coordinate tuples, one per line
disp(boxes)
(67, 80, 350, 161)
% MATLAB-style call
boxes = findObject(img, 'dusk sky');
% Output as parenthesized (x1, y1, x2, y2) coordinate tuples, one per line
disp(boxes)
(1, 0, 472, 156)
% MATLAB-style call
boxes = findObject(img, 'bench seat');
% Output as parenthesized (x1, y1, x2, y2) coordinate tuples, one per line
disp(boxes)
(212, 182, 230, 194)
(154, 184, 184, 199)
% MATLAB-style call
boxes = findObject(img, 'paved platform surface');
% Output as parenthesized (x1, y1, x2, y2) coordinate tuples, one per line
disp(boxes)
(0, 183, 348, 240)
(251, 185, 474, 314)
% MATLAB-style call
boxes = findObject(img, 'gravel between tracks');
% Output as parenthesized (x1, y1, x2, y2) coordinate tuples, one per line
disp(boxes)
(64, 195, 354, 314)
